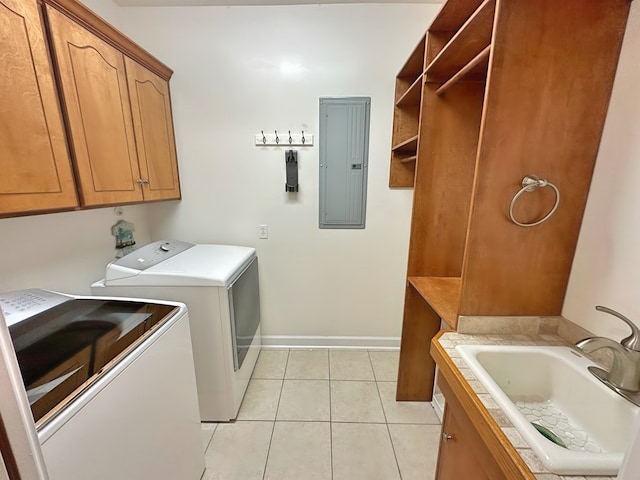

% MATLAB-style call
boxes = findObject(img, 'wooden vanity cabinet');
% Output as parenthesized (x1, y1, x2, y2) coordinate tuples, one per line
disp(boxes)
(395, 0, 632, 400)
(435, 376, 507, 480)
(0, 0, 78, 216)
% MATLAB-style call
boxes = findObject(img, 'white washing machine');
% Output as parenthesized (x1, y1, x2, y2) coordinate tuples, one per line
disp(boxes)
(91, 239, 261, 422)
(0, 288, 204, 480)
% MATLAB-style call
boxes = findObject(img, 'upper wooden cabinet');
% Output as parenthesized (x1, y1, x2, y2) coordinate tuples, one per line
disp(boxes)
(46, 5, 181, 206)
(125, 58, 180, 202)
(0, 0, 180, 217)
(0, 0, 78, 216)
(46, 6, 143, 206)
(396, 0, 632, 400)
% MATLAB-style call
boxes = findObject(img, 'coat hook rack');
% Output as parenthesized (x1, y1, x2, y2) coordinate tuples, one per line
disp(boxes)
(255, 130, 314, 147)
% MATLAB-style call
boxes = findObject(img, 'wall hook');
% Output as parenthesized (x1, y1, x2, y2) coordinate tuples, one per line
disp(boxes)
(261, 130, 266, 144)
(301, 131, 306, 145)
(275, 130, 279, 145)
(288, 130, 293, 144)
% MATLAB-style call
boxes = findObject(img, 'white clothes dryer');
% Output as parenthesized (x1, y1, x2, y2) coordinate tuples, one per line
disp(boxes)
(91, 240, 261, 422)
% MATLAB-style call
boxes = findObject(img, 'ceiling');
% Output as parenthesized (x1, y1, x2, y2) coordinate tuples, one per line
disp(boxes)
(114, 0, 441, 6)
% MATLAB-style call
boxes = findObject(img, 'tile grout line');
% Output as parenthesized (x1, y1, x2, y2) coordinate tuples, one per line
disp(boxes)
(261, 348, 290, 480)
(328, 349, 334, 480)
(202, 423, 217, 454)
(369, 349, 403, 479)
(367, 349, 380, 382)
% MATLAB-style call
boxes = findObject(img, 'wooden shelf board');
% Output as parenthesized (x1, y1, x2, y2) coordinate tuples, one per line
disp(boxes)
(408, 276, 461, 329)
(396, 74, 423, 107)
(436, 45, 491, 95)
(392, 134, 418, 153)
(429, 0, 485, 32)
(398, 155, 417, 164)
(389, 151, 416, 188)
(426, 0, 494, 82)
(397, 34, 426, 79)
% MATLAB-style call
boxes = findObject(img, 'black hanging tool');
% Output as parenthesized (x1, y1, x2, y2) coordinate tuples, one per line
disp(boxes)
(285, 150, 299, 192)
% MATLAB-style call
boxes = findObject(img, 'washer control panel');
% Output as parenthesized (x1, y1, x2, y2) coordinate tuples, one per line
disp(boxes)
(111, 240, 195, 271)
(0, 289, 70, 326)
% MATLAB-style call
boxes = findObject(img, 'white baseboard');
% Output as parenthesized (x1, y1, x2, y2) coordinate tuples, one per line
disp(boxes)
(260, 335, 400, 350)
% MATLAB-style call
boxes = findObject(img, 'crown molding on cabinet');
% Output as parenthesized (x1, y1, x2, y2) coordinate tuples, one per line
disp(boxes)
(40, 0, 173, 80)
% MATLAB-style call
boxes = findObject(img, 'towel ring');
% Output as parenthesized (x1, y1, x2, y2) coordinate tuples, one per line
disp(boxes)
(509, 175, 560, 227)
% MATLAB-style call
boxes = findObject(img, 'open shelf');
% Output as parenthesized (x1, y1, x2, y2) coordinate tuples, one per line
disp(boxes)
(398, 155, 417, 163)
(436, 45, 490, 95)
(392, 135, 418, 154)
(390, 35, 426, 188)
(425, 0, 495, 83)
(389, 152, 417, 187)
(396, 74, 423, 107)
(430, 0, 485, 32)
(408, 276, 461, 329)
(395, 35, 426, 101)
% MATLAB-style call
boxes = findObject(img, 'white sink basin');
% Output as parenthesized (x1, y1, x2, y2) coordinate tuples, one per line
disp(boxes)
(455, 344, 639, 475)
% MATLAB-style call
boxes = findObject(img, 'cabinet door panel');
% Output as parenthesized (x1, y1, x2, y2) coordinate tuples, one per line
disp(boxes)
(125, 57, 180, 201)
(46, 6, 142, 206)
(436, 406, 491, 480)
(0, 0, 77, 215)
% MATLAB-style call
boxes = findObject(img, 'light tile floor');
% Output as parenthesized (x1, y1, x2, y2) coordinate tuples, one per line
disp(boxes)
(200, 349, 442, 480)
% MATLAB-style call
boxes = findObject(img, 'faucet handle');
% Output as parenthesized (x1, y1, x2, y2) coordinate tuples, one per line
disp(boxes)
(596, 305, 640, 351)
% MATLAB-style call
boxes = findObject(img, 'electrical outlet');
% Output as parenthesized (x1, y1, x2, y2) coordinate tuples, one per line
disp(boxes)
(259, 224, 268, 239)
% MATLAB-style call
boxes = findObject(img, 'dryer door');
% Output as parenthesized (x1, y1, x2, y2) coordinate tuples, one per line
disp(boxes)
(228, 257, 260, 371)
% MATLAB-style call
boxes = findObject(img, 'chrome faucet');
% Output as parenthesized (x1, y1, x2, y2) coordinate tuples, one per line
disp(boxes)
(575, 306, 640, 393)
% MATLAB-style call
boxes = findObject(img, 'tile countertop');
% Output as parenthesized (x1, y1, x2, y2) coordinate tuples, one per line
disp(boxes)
(435, 328, 618, 480)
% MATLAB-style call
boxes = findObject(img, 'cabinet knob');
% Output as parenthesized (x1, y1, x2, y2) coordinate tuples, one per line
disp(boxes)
(442, 432, 453, 441)
(136, 179, 150, 185)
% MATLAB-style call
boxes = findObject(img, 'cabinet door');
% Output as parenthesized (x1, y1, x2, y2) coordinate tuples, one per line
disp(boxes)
(125, 57, 181, 201)
(46, 6, 143, 206)
(436, 405, 492, 480)
(0, 0, 77, 215)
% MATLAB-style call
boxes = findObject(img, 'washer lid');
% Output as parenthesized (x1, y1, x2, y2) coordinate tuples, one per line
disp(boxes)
(105, 243, 256, 287)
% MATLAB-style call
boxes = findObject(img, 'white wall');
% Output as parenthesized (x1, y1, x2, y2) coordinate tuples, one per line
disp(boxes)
(95, 2, 439, 339)
(562, 2, 640, 340)
(0, 206, 152, 295)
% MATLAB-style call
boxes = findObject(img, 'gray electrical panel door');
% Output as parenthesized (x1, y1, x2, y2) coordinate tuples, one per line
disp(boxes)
(319, 97, 371, 229)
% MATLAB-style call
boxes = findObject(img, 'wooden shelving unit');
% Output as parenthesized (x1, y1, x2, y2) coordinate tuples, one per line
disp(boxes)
(395, 0, 632, 402)
(389, 35, 426, 188)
